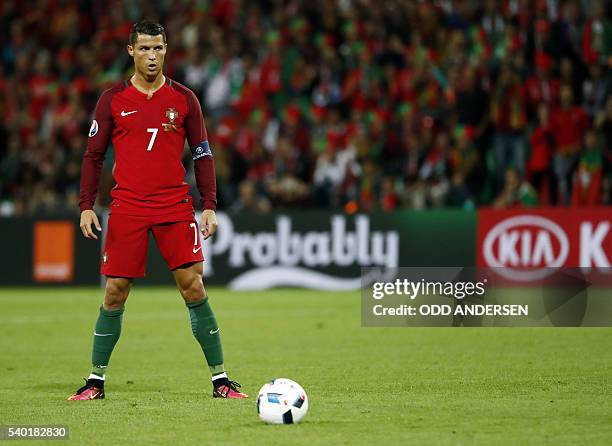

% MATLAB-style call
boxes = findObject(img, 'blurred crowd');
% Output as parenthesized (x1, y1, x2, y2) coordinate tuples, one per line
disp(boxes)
(1, 0, 611, 216)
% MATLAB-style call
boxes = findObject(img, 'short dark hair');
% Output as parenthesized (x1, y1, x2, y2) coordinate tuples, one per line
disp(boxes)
(129, 21, 166, 46)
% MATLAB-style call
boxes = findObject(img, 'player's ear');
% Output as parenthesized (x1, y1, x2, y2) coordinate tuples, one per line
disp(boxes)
(127, 45, 134, 57)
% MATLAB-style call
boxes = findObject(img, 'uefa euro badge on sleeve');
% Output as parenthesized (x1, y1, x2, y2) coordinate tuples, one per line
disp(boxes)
(162, 107, 178, 132)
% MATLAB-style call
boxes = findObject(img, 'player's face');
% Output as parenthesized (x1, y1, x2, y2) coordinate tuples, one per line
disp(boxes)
(127, 33, 166, 81)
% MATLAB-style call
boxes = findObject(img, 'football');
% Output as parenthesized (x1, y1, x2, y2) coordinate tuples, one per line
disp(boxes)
(256, 378, 309, 424)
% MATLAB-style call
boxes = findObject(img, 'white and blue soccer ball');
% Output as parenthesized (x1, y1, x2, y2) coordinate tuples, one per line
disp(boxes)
(257, 378, 308, 424)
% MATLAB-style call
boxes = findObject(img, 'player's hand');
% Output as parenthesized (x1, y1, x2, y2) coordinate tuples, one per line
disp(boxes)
(201, 209, 218, 240)
(80, 209, 102, 240)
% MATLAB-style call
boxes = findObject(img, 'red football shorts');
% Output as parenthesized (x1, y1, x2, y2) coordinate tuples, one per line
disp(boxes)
(101, 211, 204, 278)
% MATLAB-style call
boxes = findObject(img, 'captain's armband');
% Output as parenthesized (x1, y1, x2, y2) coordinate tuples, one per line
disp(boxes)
(191, 140, 213, 160)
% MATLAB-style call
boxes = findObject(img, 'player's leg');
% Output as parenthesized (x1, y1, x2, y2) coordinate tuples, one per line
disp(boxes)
(172, 262, 247, 399)
(152, 218, 247, 398)
(90, 277, 132, 379)
(68, 278, 132, 401)
(173, 263, 223, 374)
(69, 213, 149, 401)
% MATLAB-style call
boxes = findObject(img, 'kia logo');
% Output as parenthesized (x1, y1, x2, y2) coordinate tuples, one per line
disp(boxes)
(483, 215, 570, 281)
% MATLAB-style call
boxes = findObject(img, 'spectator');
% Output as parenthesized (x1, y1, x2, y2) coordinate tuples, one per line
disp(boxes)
(551, 83, 590, 203)
(595, 96, 612, 203)
(582, 0, 612, 66)
(582, 62, 610, 118)
(448, 125, 478, 207)
(454, 65, 489, 139)
(493, 167, 539, 208)
(571, 129, 604, 206)
(230, 179, 271, 214)
(490, 64, 528, 191)
(380, 176, 399, 212)
(527, 104, 555, 203)
(313, 143, 360, 208)
(525, 52, 560, 114)
(414, 130, 451, 208)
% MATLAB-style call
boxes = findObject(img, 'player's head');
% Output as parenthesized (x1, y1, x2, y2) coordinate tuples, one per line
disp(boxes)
(127, 21, 167, 82)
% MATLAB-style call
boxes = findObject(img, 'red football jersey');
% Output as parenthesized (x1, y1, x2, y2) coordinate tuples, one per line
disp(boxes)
(79, 78, 216, 215)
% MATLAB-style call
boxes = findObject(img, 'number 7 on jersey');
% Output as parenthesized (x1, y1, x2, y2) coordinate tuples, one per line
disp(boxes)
(146, 128, 158, 151)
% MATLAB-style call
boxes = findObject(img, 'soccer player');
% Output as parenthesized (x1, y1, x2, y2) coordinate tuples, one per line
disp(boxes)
(68, 21, 247, 400)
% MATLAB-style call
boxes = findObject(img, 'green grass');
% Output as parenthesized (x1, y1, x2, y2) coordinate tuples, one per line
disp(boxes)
(0, 287, 611, 445)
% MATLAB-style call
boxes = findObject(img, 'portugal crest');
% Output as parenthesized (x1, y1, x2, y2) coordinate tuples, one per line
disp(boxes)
(163, 107, 178, 131)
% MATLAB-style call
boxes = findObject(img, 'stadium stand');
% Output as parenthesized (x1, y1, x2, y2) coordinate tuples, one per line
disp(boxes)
(0, 0, 610, 216)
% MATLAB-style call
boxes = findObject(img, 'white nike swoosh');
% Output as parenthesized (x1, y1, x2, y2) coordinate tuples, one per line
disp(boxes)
(94, 332, 113, 336)
(193, 246, 202, 254)
(121, 110, 138, 116)
(209, 328, 220, 335)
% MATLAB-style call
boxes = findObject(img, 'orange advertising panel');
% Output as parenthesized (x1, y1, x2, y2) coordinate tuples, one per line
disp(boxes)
(33, 221, 75, 282)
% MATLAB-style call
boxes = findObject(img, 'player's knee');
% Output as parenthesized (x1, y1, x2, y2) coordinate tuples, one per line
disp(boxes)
(179, 275, 206, 303)
(104, 280, 131, 309)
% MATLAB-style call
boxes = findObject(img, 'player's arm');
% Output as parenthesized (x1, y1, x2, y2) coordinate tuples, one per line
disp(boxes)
(185, 90, 218, 240)
(78, 91, 113, 240)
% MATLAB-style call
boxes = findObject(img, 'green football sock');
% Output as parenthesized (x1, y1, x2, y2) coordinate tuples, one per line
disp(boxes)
(186, 297, 225, 375)
(91, 306, 124, 378)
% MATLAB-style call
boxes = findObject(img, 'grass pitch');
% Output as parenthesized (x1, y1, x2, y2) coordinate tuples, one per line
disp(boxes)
(0, 287, 611, 445)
